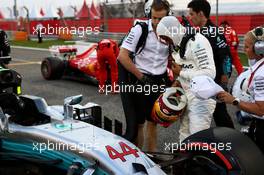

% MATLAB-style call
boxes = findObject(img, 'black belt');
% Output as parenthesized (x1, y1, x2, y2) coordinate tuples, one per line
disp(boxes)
(143, 72, 167, 80)
(141, 72, 169, 86)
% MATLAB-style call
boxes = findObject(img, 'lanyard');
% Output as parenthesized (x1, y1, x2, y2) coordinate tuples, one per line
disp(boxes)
(248, 60, 264, 88)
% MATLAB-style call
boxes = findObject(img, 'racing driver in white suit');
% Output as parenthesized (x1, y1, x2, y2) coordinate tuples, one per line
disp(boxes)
(157, 16, 216, 141)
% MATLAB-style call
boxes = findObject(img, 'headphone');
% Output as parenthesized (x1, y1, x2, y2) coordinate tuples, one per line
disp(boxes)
(252, 27, 264, 56)
(144, 0, 172, 18)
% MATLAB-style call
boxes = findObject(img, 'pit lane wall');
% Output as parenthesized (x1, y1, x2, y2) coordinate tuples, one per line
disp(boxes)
(2, 14, 263, 53)
(1, 14, 264, 35)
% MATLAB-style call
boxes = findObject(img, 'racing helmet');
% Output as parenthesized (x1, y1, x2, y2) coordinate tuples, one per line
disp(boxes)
(144, 0, 153, 18)
(232, 69, 252, 102)
(157, 16, 185, 46)
(151, 87, 187, 127)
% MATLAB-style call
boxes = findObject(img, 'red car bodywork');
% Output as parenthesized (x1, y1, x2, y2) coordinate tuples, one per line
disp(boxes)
(69, 44, 99, 78)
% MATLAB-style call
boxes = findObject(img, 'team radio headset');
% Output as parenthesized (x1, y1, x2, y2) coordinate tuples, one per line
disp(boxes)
(232, 27, 264, 106)
(144, 0, 172, 18)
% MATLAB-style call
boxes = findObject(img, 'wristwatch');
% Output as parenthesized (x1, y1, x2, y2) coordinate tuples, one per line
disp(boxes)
(232, 98, 240, 106)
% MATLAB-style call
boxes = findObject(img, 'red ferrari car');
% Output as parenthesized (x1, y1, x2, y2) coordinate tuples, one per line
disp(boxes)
(41, 43, 100, 83)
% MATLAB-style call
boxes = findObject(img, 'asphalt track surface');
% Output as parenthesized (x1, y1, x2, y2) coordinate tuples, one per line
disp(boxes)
(10, 47, 241, 152)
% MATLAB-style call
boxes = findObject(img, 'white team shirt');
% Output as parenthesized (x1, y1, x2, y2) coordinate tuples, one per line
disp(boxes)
(173, 33, 216, 92)
(247, 57, 264, 119)
(248, 57, 264, 102)
(121, 19, 169, 75)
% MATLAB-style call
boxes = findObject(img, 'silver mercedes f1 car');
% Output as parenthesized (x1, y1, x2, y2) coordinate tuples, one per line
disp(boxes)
(0, 56, 264, 175)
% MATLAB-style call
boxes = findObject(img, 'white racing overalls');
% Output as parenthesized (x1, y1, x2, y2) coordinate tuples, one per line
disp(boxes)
(173, 33, 217, 141)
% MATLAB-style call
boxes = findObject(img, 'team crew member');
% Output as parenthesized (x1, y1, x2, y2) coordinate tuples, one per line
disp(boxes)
(0, 29, 11, 67)
(118, 0, 171, 151)
(0, 29, 10, 57)
(96, 39, 119, 93)
(220, 21, 244, 75)
(36, 23, 43, 43)
(157, 16, 216, 141)
(218, 27, 264, 152)
(187, 0, 234, 128)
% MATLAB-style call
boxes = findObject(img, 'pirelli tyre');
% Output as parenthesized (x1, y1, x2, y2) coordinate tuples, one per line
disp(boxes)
(41, 57, 65, 80)
(182, 127, 264, 175)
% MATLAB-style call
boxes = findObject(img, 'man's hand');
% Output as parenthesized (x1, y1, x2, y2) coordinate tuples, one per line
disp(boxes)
(217, 91, 235, 104)
(171, 80, 181, 87)
(171, 62, 182, 77)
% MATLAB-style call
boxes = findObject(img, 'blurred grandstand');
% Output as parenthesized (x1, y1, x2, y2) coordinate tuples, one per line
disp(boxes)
(0, 0, 263, 52)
